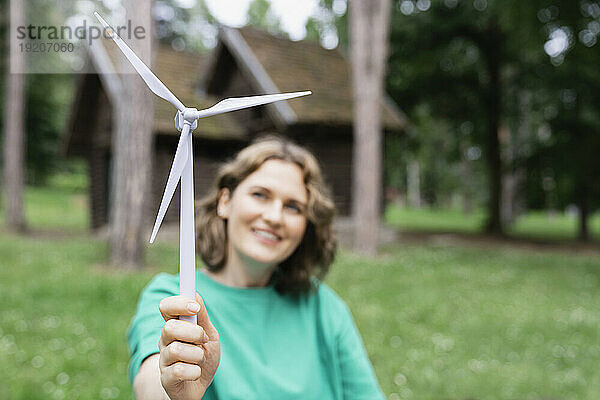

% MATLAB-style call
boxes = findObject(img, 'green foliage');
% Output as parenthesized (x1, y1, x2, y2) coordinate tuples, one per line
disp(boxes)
(24, 75, 75, 185)
(304, 0, 348, 49)
(386, 0, 600, 235)
(0, 0, 7, 171)
(388, 1, 530, 223)
(246, 0, 285, 35)
(0, 0, 76, 185)
(386, 104, 488, 208)
(0, 71, 74, 186)
(523, 1, 600, 220)
(153, 0, 218, 51)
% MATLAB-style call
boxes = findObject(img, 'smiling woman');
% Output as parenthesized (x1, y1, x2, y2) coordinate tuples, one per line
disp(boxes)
(196, 137, 336, 293)
(127, 136, 385, 400)
(212, 159, 309, 286)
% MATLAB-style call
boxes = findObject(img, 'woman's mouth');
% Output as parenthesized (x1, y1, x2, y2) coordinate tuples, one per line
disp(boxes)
(251, 228, 281, 243)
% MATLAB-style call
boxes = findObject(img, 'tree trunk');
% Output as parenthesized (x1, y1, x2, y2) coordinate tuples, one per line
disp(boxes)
(483, 23, 503, 235)
(500, 124, 515, 227)
(407, 159, 421, 209)
(109, 3, 154, 269)
(2, 0, 26, 232)
(349, 0, 391, 256)
(576, 184, 589, 242)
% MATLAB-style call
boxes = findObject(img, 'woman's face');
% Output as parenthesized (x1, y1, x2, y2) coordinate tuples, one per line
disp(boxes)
(219, 159, 308, 269)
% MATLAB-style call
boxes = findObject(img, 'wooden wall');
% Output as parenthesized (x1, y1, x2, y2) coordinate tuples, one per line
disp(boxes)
(288, 124, 354, 216)
(150, 135, 246, 225)
(88, 84, 112, 229)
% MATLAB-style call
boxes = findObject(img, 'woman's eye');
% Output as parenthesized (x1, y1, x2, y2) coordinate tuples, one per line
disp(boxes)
(285, 204, 302, 214)
(252, 192, 266, 199)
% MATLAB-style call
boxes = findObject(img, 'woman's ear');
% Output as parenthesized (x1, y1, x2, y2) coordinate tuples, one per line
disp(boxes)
(217, 188, 231, 219)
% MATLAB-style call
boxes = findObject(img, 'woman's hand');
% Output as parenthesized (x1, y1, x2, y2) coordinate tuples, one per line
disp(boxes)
(157, 293, 220, 400)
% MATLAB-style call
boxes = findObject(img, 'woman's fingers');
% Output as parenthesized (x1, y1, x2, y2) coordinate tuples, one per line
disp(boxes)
(195, 293, 219, 340)
(161, 362, 202, 383)
(158, 294, 217, 341)
(154, 293, 220, 399)
(158, 295, 202, 321)
(159, 319, 209, 348)
(160, 341, 205, 368)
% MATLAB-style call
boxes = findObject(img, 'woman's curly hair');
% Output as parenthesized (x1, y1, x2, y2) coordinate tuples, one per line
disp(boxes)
(195, 136, 337, 295)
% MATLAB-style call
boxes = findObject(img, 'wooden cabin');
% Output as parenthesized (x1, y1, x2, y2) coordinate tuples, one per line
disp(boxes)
(64, 26, 407, 230)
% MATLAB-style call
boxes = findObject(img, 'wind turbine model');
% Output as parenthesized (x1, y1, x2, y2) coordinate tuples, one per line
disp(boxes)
(94, 12, 311, 323)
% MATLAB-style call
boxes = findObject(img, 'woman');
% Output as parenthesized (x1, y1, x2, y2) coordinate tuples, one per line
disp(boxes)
(128, 137, 384, 400)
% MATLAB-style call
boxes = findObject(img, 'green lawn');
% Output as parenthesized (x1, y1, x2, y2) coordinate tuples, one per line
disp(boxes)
(385, 206, 486, 234)
(1, 186, 600, 399)
(508, 211, 600, 241)
(386, 204, 600, 241)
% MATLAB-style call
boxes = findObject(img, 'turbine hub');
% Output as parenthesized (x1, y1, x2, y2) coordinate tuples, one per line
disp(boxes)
(174, 108, 198, 131)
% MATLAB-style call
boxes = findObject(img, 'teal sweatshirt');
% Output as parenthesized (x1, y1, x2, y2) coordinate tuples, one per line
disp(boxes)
(128, 271, 385, 399)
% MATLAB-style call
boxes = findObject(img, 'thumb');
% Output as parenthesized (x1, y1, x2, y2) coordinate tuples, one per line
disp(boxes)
(195, 293, 218, 339)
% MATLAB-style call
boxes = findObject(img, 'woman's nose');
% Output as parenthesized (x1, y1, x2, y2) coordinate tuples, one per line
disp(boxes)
(262, 200, 283, 225)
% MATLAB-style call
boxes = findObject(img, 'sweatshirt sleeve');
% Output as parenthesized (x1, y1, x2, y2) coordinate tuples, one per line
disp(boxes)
(318, 284, 386, 400)
(336, 301, 386, 400)
(127, 273, 178, 383)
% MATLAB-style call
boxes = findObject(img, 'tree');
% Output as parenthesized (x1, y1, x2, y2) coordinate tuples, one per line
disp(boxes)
(153, 0, 218, 51)
(349, 0, 391, 255)
(246, 0, 284, 35)
(305, 0, 348, 49)
(387, 0, 545, 235)
(2, 0, 26, 232)
(109, 1, 154, 269)
(1, 0, 75, 188)
(524, 0, 600, 241)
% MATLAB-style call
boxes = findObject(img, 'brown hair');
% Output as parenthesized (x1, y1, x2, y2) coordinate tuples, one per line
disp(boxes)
(195, 136, 337, 295)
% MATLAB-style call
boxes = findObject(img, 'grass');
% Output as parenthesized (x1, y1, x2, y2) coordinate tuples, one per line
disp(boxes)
(508, 211, 600, 241)
(385, 204, 600, 241)
(0, 186, 88, 232)
(385, 206, 486, 234)
(331, 247, 600, 400)
(1, 184, 600, 399)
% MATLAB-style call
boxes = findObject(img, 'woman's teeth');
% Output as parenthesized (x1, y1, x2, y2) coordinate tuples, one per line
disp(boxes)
(253, 229, 279, 241)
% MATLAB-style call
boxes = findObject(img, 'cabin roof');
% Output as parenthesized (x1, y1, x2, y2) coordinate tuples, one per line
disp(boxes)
(65, 26, 408, 157)
(205, 26, 408, 131)
(64, 42, 246, 157)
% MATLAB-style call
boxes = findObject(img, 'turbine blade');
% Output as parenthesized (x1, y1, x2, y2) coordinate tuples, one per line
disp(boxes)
(149, 126, 191, 243)
(94, 12, 185, 112)
(195, 91, 312, 119)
